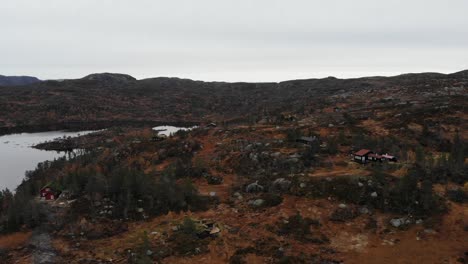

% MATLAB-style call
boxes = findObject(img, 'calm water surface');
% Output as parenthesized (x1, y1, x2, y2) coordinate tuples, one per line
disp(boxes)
(152, 125, 195, 136)
(0, 126, 193, 191)
(0, 130, 95, 191)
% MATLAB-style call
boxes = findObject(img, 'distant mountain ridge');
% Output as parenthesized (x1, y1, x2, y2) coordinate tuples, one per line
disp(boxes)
(0, 69, 466, 132)
(0, 75, 40, 86)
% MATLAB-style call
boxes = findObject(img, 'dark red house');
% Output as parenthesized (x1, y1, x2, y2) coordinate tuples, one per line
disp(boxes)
(353, 149, 373, 163)
(40, 185, 61, 200)
(353, 149, 397, 163)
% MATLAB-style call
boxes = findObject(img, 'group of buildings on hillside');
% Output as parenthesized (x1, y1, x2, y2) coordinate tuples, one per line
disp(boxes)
(352, 149, 397, 164)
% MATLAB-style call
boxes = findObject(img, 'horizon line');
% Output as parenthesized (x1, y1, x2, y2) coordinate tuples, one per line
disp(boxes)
(2, 68, 467, 84)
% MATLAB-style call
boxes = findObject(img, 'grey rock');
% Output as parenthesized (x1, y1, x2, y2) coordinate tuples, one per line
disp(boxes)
(271, 152, 282, 158)
(289, 153, 302, 159)
(246, 181, 264, 193)
(272, 178, 291, 191)
(249, 199, 265, 207)
(359, 207, 370, 214)
(390, 218, 404, 228)
(424, 229, 436, 234)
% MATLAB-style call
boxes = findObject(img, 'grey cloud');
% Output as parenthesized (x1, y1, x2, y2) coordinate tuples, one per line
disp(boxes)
(1, 0, 467, 81)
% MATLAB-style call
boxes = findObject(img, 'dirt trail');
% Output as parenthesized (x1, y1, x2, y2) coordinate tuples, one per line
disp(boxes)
(29, 201, 64, 264)
(30, 230, 56, 264)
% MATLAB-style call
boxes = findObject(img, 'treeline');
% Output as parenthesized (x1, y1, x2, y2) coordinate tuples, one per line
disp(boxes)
(0, 133, 210, 234)
(64, 138, 212, 219)
(63, 166, 211, 220)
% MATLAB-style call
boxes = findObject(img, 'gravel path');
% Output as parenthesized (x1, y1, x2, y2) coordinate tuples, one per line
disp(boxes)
(30, 229, 56, 264)
(29, 201, 63, 264)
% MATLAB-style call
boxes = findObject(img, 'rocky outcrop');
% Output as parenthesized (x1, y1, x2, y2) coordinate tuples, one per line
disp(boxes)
(81, 73, 136, 84)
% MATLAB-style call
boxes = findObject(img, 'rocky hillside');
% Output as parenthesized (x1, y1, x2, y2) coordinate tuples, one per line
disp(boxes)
(1, 121, 466, 263)
(0, 70, 466, 263)
(0, 71, 466, 136)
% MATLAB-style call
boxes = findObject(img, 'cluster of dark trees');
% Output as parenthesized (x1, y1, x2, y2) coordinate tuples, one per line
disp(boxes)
(64, 167, 210, 220)
(0, 136, 210, 233)
(415, 132, 467, 183)
(370, 166, 446, 218)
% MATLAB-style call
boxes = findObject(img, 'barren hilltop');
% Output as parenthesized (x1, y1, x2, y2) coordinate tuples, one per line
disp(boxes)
(0, 75, 40, 87)
(0, 70, 466, 263)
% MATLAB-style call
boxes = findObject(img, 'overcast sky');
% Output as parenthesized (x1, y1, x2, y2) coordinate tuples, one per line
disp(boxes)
(1, 0, 468, 82)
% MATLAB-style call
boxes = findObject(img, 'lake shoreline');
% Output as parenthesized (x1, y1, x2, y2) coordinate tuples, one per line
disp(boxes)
(0, 120, 200, 137)
(0, 124, 197, 190)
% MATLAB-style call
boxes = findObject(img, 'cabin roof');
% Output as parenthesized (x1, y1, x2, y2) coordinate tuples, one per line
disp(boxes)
(368, 153, 382, 158)
(354, 149, 372, 156)
(40, 181, 63, 192)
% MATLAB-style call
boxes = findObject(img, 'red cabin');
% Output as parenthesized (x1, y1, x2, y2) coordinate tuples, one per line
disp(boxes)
(40, 186, 60, 200)
(353, 149, 397, 164)
(353, 149, 373, 163)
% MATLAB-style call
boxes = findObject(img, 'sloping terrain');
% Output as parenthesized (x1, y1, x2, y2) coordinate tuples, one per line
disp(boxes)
(0, 71, 466, 136)
(0, 70, 466, 263)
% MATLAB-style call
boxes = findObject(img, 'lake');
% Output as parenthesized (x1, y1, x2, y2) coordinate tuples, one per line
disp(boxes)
(152, 125, 195, 136)
(0, 126, 194, 191)
(0, 130, 96, 191)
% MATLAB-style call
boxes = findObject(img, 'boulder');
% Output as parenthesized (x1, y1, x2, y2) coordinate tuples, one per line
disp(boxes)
(359, 207, 370, 215)
(233, 192, 243, 200)
(249, 199, 265, 207)
(271, 152, 282, 158)
(209, 226, 221, 235)
(246, 181, 264, 193)
(390, 218, 404, 228)
(271, 178, 291, 192)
